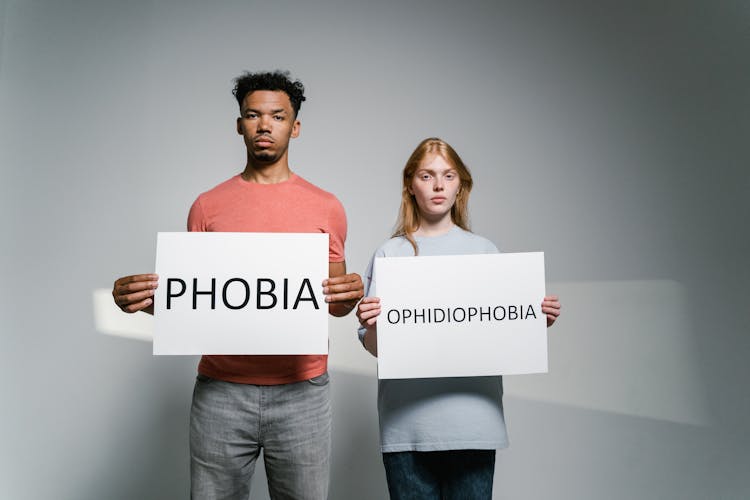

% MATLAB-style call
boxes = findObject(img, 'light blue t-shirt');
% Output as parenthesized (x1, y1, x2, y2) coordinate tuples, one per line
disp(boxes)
(361, 226, 509, 453)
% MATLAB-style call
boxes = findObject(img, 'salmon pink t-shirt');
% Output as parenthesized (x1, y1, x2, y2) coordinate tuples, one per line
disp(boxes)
(187, 173, 346, 385)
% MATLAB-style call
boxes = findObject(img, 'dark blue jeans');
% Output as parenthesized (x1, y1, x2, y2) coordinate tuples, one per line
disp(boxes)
(382, 449, 496, 500)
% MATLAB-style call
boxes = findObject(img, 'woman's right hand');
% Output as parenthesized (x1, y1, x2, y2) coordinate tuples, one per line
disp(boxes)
(356, 296, 381, 326)
(357, 297, 381, 357)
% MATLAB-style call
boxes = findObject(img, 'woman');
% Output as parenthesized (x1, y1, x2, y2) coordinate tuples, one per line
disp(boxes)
(357, 137, 561, 499)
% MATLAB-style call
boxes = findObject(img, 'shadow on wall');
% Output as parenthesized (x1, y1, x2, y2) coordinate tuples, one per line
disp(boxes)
(94, 278, 711, 426)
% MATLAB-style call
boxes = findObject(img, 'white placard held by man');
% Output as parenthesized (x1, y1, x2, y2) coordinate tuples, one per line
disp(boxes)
(153, 232, 328, 355)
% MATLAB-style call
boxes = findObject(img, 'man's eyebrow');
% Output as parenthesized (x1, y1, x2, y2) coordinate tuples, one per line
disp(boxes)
(242, 107, 288, 114)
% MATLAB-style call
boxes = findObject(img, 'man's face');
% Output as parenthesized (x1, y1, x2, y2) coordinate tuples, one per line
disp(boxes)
(237, 90, 300, 165)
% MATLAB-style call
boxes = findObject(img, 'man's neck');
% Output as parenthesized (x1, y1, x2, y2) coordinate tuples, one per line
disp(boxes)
(241, 161, 292, 184)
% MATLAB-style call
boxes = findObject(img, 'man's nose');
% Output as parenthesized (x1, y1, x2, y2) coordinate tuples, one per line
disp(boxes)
(257, 115, 272, 132)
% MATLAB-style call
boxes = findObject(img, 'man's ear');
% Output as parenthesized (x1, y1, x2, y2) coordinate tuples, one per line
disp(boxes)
(236, 117, 243, 135)
(291, 119, 301, 138)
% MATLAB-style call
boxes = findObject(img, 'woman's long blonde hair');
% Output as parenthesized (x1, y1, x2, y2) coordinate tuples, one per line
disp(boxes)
(392, 137, 474, 255)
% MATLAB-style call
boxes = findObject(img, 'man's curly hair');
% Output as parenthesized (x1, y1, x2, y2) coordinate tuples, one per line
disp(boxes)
(232, 70, 306, 117)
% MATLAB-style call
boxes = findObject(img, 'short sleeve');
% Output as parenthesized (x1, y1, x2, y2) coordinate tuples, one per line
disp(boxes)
(327, 196, 347, 262)
(187, 196, 207, 232)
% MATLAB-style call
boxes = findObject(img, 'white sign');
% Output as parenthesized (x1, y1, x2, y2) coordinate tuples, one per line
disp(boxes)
(153, 232, 329, 355)
(375, 252, 547, 379)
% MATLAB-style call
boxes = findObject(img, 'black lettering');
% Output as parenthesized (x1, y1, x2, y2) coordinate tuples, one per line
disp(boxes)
(387, 309, 400, 324)
(222, 278, 250, 310)
(433, 308, 445, 323)
(479, 306, 491, 321)
(509, 305, 518, 320)
(192, 278, 216, 309)
(256, 278, 277, 309)
(402, 309, 412, 323)
(166, 278, 186, 310)
(414, 308, 427, 323)
(494, 306, 506, 320)
(525, 304, 537, 319)
(293, 278, 319, 309)
(452, 307, 466, 322)
(468, 307, 477, 321)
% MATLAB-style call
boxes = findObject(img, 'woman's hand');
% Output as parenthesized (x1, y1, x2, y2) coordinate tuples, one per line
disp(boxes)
(542, 295, 561, 327)
(357, 297, 381, 356)
(356, 296, 381, 326)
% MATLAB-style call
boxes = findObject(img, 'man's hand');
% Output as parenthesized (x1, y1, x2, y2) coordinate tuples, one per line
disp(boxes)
(323, 271, 364, 317)
(356, 296, 380, 357)
(112, 273, 159, 315)
(542, 295, 561, 327)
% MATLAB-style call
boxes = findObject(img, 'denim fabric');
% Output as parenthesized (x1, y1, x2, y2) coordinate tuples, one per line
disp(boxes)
(382, 450, 495, 500)
(190, 372, 332, 500)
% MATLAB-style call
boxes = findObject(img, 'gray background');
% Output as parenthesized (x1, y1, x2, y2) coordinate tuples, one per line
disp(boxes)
(1, 0, 748, 499)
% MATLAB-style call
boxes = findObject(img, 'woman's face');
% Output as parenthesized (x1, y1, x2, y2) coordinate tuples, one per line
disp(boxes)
(409, 154, 461, 222)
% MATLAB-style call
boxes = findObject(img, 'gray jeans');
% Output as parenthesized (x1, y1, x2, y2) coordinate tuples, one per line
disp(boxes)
(190, 372, 332, 500)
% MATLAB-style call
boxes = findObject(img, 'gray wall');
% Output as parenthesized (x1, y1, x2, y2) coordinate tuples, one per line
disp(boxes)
(2, 0, 748, 498)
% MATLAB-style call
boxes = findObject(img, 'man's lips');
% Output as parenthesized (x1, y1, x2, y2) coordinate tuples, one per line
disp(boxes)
(254, 136, 274, 147)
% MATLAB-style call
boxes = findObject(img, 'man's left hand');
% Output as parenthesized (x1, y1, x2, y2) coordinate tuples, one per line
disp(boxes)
(323, 273, 364, 316)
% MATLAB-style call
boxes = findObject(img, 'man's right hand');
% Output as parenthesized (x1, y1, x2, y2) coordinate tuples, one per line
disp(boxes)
(112, 274, 159, 315)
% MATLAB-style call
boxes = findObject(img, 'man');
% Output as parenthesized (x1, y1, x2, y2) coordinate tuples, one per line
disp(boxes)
(112, 71, 364, 499)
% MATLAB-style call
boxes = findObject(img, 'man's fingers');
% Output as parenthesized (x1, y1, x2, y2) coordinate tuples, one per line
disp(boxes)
(115, 274, 158, 286)
(119, 297, 153, 314)
(325, 290, 364, 303)
(115, 287, 155, 304)
(115, 280, 158, 296)
(323, 282, 362, 295)
(323, 273, 360, 286)
(323, 274, 363, 295)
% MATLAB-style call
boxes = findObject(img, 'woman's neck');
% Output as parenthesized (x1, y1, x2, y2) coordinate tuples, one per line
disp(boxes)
(413, 214, 454, 237)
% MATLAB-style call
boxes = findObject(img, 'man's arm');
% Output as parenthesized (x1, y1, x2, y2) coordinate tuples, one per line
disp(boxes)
(112, 274, 159, 315)
(324, 262, 364, 317)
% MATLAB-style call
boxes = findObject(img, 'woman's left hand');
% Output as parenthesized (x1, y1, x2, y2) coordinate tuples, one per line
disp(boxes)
(542, 295, 561, 327)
